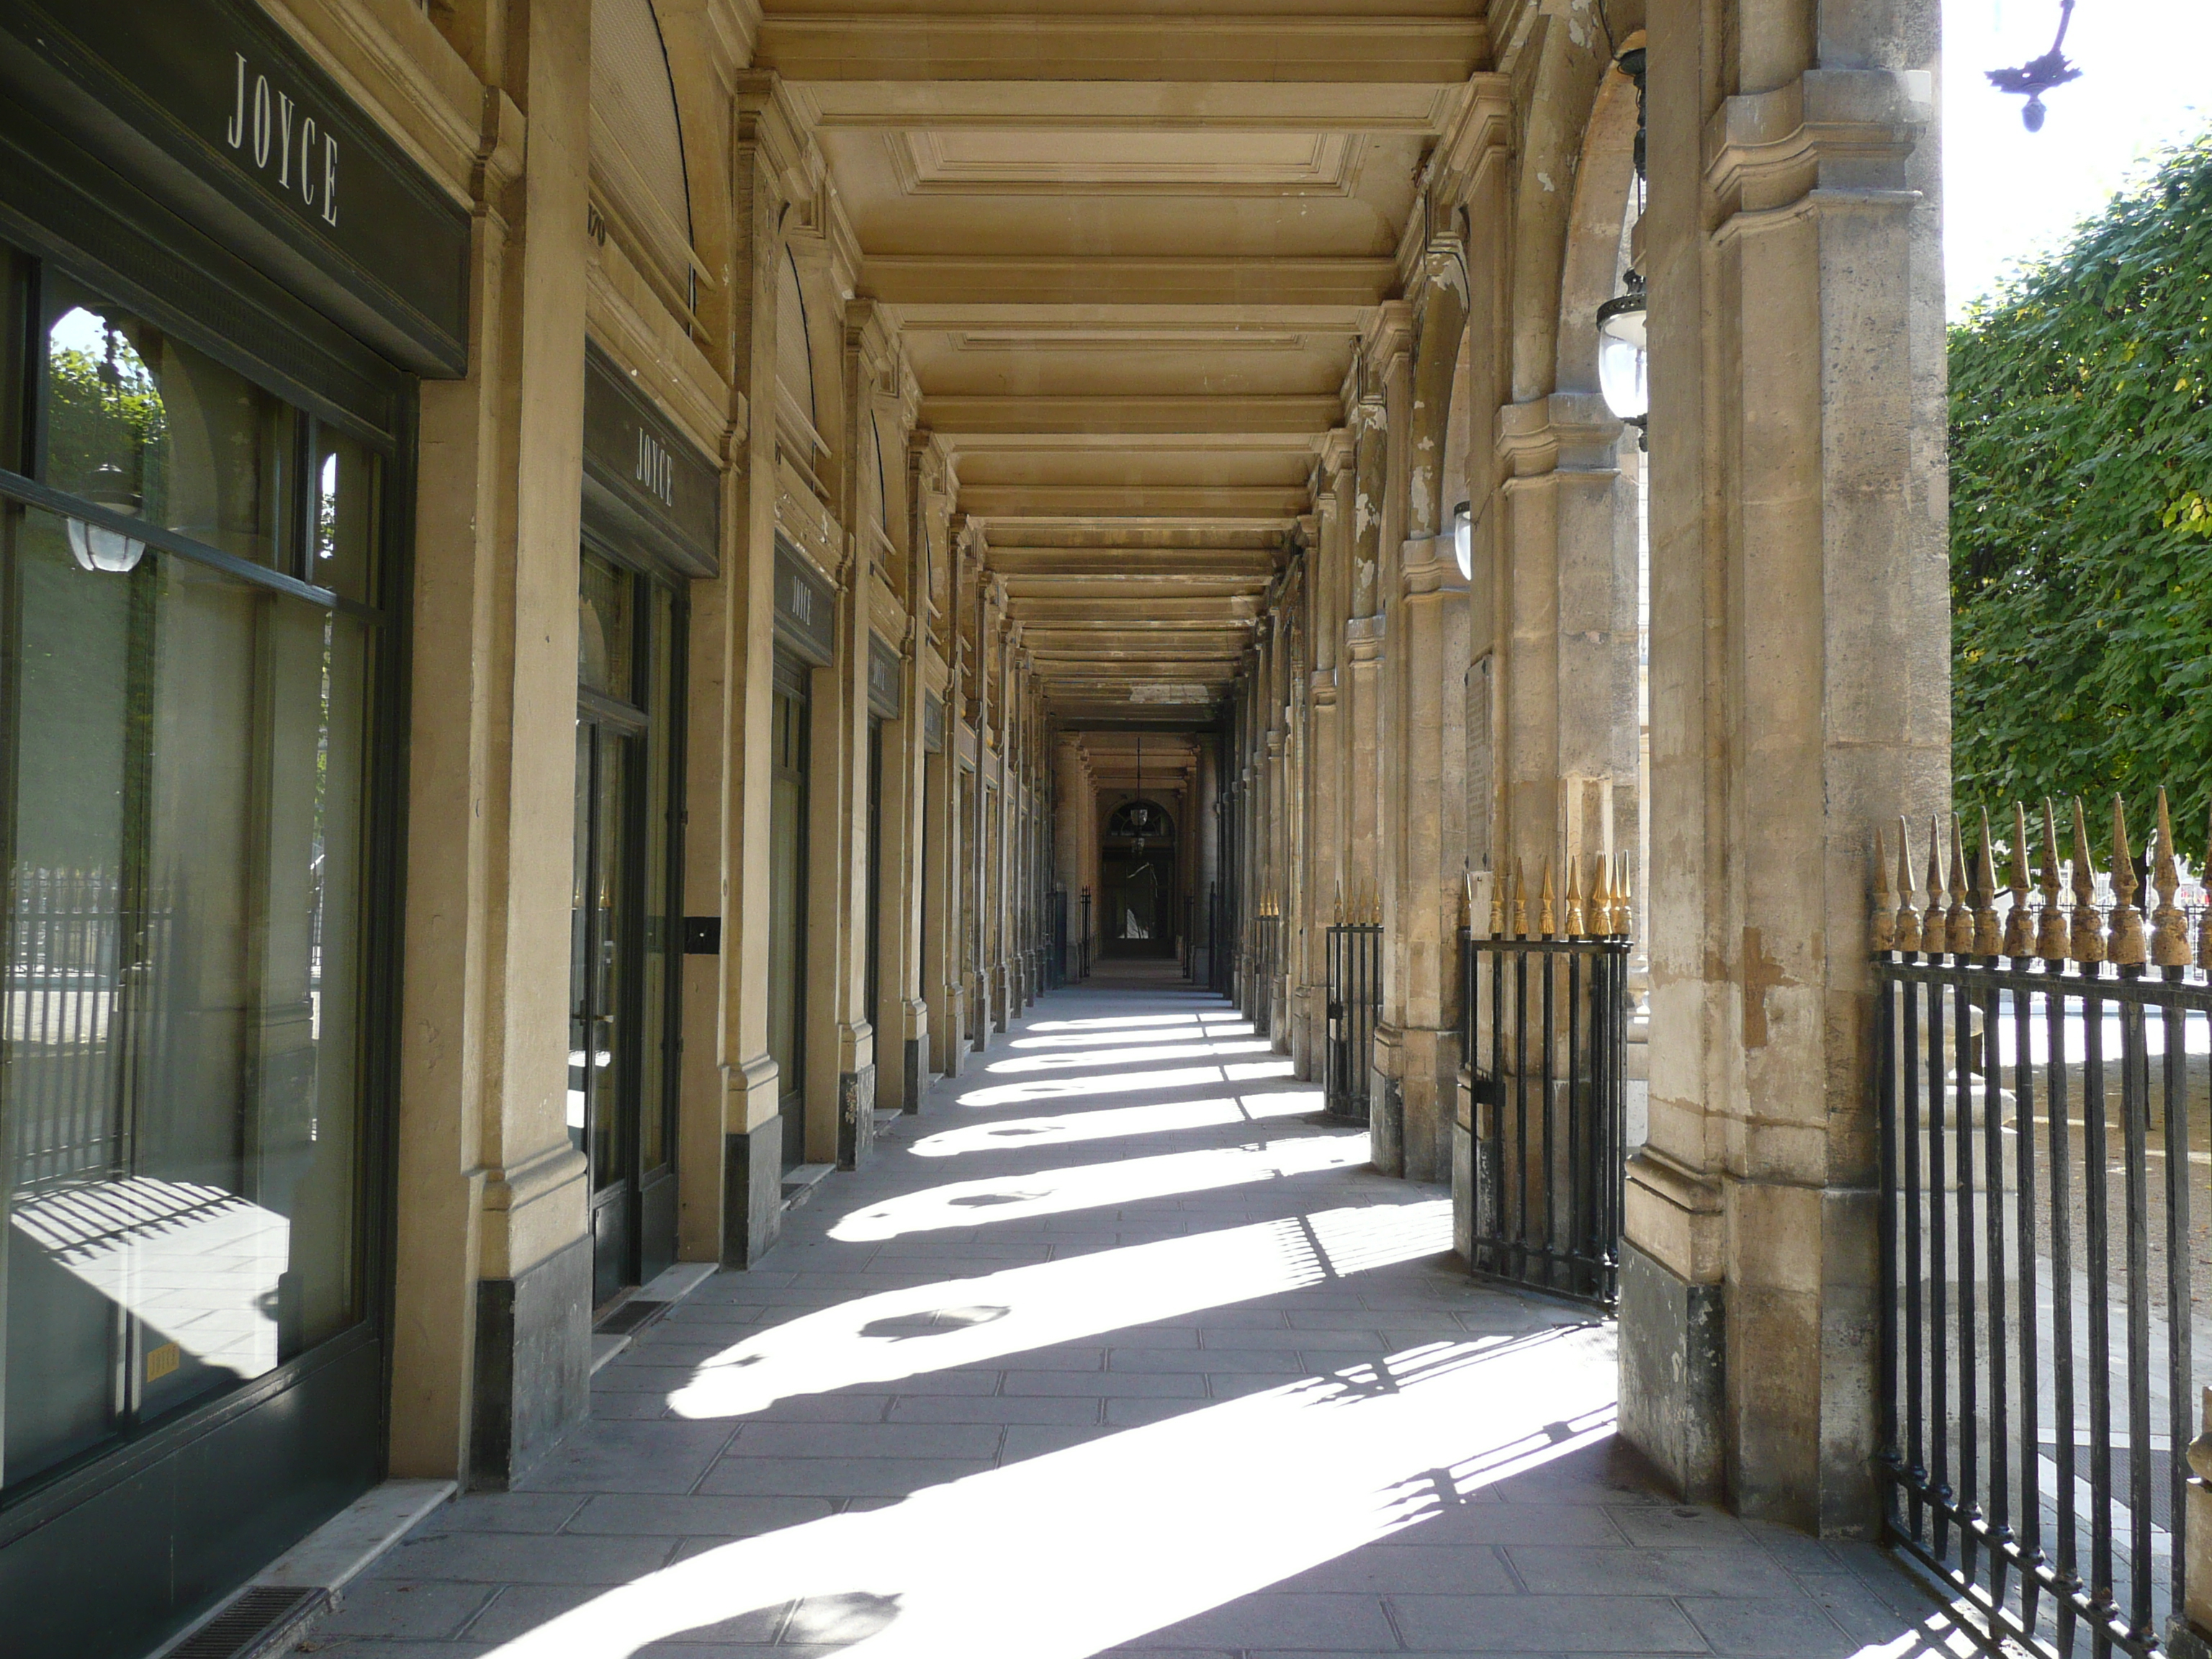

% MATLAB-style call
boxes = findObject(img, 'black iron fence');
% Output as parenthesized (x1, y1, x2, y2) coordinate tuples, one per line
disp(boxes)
(1047, 890, 1067, 990)
(1874, 804, 2206, 1658)
(1325, 921, 1382, 1120)
(1249, 912, 1281, 1038)
(1076, 889, 1094, 981)
(1207, 884, 1232, 996)
(1461, 925, 1631, 1308)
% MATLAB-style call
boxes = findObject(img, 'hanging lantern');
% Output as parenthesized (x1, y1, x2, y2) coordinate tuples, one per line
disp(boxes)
(1452, 501, 1473, 580)
(1596, 272, 1648, 428)
(1987, 0, 2081, 131)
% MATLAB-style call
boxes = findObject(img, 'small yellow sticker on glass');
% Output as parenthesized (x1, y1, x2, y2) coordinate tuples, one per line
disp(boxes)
(145, 1343, 181, 1382)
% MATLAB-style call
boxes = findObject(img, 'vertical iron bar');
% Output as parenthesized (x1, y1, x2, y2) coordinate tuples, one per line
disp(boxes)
(1514, 948, 1529, 1282)
(1984, 976, 2012, 1616)
(1568, 948, 1584, 1295)
(1879, 962, 1900, 1534)
(2083, 979, 2115, 1651)
(2118, 977, 2152, 1645)
(2163, 994, 2193, 1629)
(1930, 976, 1954, 1565)
(1905, 964, 1927, 1545)
(2051, 986, 2080, 1654)
(1540, 950, 1556, 1289)
(1956, 974, 1981, 1591)
(2017, 981, 2045, 1639)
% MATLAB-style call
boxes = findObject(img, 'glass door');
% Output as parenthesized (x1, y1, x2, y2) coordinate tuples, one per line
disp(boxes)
(570, 549, 680, 1308)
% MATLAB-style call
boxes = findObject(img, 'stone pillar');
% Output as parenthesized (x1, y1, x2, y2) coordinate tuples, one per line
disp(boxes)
(2175, 1388, 2212, 1656)
(968, 558, 990, 1049)
(1622, 0, 1946, 1532)
(388, 0, 592, 1488)
(1054, 737, 1089, 981)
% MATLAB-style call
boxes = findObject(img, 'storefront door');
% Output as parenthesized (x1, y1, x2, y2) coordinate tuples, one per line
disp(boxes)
(769, 653, 810, 1172)
(571, 549, 681, 1308)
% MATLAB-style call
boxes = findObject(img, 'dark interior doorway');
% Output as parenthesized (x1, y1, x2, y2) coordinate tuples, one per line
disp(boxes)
(1101, 799, 1177, 958)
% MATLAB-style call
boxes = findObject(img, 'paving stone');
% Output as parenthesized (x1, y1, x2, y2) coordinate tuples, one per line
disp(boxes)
(516, 1421, 735, 1494)
(1002, 1369, 1206, 1397)
(727, 1421, 1003, 1460)
(1130, 1591, 1401, 1649)
(567, 1494, 835, 1537)
(1678, 1595, 1863, 1656)
(696, 1455, 994, 1498)
(886, 1393, 1102, 1424)
(1386, 1503, 1630, 1549)
(299, 1642, 494, 1657)
(1507, 1545, 1802, 1598)
(382, 1530, 675, 1585)
(1108, 1346, 1309, 1374)
(313, 1581, 496, 1640)
(1275, 1543, 1518, 1595)
(415, 1492, 586, 1534)
(1388, 1593, 1709, 1651)
(997, 1424, 1108, 1462)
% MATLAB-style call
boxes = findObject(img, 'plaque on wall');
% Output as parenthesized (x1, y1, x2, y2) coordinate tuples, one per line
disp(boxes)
(582, 341, 720, 580)
(773, 538, 835, 667)
(922, 692, 945, 754)
(867, 634, 902, 721)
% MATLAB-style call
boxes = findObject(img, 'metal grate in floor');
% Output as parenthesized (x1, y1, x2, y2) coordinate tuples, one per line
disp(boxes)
(168, 1586, 325, 1659)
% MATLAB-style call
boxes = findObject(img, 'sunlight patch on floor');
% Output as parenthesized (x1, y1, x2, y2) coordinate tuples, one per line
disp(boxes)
(1008, 1022, 1254, 1052)
(829, 1130, 1367, 1241)
(907, 1092, 1315, 1158)
(956, 1058, 1291, 1110)
(490, 1328, 1618, 1659)
(985, 1037, 1276, 1074)
(666, 1198, 1445, 1421)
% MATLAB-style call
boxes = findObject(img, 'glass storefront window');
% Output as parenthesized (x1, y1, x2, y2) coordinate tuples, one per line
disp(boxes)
(1, 266, 382, 1493)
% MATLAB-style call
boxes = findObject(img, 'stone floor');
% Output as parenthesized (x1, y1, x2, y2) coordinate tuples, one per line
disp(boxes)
(307, 982, 1974, 1659)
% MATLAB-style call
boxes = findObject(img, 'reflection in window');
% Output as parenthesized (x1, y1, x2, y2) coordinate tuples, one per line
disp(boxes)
(4, 302, 376, 1487)
(42, 292, 293, 573)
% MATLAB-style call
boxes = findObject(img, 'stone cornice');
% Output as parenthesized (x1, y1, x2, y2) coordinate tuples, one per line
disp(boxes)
(1704, 68, 1933, 220)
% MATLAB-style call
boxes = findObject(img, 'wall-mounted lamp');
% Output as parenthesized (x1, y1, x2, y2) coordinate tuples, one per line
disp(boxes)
(1596, 272, 1648, 436)
(1452, 500, 1473, 580)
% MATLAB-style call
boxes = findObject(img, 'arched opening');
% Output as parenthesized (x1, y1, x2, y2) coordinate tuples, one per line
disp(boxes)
(590, 0, 696, 310)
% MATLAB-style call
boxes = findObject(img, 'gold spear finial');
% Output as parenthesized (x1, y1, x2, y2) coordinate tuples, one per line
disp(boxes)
(1538, 858, 1557, 937)
(1948, 814, 1977, 956)
(1511, 858, 1529, 938)
(1974, 809, 2002, 957)
(2152, 786, 2188, 968)
(1564, 856, 1586, 938)
(2003, 802, 2036, 958)
(1895, 815, 1921, 951)
(2070, 796, 2105, 964)
(1922, 816, 1950, 956)
(2108, 794, 2146, 966)
(1872, 825, 1895, 953)
(1488, 868, 1506, 938)
(1593, 855, 1615, 940)
(2037, 799, 2070, 963)
(1611, 853, 1632, 936)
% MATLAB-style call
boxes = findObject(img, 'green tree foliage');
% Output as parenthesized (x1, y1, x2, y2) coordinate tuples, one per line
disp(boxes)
(43, 323, 168, 516)
(1951, 130, 2212, 855)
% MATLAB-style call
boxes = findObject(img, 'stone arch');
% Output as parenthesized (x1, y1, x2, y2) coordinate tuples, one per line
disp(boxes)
(1555, 42, 1644, 397)
(778, 246, 817, 432)
(590, 0, 694, 299)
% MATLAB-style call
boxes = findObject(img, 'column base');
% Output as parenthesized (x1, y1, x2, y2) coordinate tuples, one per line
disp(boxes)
(2168, 1622, 2212, 1659)
(469, 1235, 590, 1491)
(1617, 1238, 1726, 1505)
(838, 1064, 878, 1169)
(1369, 1071, 1403, 1177)
(1451, 1114, 1474, 1264)
(721, 1117, 785, 1267)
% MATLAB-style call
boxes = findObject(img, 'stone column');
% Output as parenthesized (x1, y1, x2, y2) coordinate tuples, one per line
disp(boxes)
(1054, 737, 1089, 981)
(389, 0, 591, 1488)
(968, 556, 990, 1049)
(2175, 1389, 2212, 1656)
(1622, 0, 1946, 1531)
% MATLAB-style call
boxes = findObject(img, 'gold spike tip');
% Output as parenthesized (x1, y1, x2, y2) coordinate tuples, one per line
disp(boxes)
(2151, 786, 2190, 969)
(1974, 809, 2002, 958)
(1563, 858, 1586, 938)
(1894, 814, 1922, 950)
(1871, 825, 1895, 953)
(1946, 812, 1977, 956)
(1538, 858, 1558, 938)
(2100, 793, 2147, 967)
(1920, 814, 1948, 956)
(2002, 802, 2036, 959)
(2069, 796, 2107, 964)
(2036, 799, 2072, 965)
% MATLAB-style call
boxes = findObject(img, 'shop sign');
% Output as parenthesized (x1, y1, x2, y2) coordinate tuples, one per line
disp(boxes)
(583, 342, 720, 580)
(773, 539, 835, 667)
(922, 693, 945, 754)
(1, 0, 472, 373)
(868, 635, 902, 721)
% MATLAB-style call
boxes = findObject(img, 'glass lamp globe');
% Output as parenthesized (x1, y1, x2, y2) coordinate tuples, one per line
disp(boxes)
(1596, 288, 1648, 423)
(66, 462, 148, 574)
(1452, 501, 1472, 581)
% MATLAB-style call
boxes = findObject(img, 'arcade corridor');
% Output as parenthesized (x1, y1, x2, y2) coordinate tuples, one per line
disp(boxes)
(313, 984, 1958, 1659)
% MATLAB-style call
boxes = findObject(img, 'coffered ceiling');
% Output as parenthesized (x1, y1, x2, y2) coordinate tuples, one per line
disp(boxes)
(755, 1, 1483, 729)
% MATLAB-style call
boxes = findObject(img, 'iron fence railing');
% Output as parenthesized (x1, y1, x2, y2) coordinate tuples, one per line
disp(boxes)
(1872, 801, 2209, 1658)
(1048, 890, 1068, 990)
(1325, 921, 1382, 1120)
(1076, 888, 1094, 981)
(1462, 928, 1631, 1308)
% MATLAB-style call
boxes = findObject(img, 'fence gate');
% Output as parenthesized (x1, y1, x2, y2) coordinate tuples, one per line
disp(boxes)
(1462, 930, 1630, 1307)
(1326, 921, 1382, 1121)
